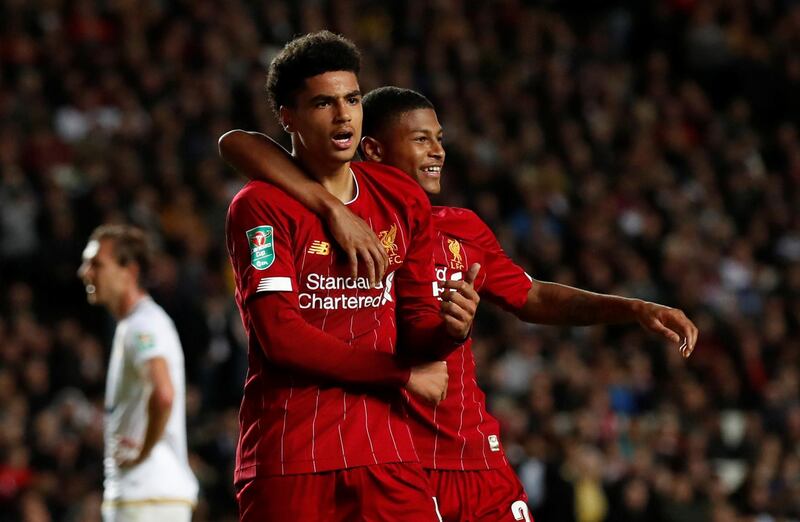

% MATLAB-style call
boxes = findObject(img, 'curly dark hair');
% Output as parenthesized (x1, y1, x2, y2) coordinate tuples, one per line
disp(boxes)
(266, 31, 361, 117)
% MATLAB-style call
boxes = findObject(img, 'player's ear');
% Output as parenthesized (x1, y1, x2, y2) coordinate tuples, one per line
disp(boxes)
(360, 136, 383, 162)
(279, 106, 294, 133)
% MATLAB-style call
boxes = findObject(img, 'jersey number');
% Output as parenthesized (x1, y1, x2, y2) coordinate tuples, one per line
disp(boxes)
(432, 497, 443, 522)
(511, 500, 531, 522)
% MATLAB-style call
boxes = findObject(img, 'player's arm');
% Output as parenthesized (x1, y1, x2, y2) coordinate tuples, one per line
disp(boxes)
(248, 293, 448, 402)
(394, 197, 479, 361)
(517, 283, 697, 357)
(248, 292, 409, 386)
(228, 195, 447, 402)
(470, 214, 698, 357)
(118, 357, 173, 469)
(218, 130, 388, 286)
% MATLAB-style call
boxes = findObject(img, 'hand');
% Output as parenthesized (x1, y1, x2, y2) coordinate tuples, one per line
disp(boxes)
(325, 204, 389, 287)
(634, 301, 698, 358)
(440, 263, 481, 341)
(114, 437, 147, 469)
(117, 452, 147, 469)
(406, 361, 448, 404)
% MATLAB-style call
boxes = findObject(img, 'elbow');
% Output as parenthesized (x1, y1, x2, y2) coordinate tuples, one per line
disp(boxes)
(249, 295, 301, 368)
(151, 387, 174, 412)
(259, 329, 294, 368)
(218, 129, 246, 160)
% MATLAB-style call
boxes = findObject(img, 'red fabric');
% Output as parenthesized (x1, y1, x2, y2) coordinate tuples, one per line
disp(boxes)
(0, 466, 33, 501)
(427, 466, 531, 522)
(405, 207, 533, 470)
(248, 292, 411, 386)
(226, 162, 453, 479)
(236, 463, 441, 522)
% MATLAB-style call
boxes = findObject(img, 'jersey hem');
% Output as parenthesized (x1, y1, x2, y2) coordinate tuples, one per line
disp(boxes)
(101, 497, 197, 508)
(235, 454, 419, 478)
(420, 454, 507, 471)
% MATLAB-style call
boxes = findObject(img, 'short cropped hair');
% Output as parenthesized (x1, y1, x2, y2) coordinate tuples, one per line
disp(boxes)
(362, 87, 435, 139)
(89, 224, 152, 285)
(266, 31, 361, 117)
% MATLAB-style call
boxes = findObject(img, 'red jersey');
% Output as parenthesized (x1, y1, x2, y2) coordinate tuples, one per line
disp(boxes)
(405, 207, 533, 470)
(226, 162, 449, 480)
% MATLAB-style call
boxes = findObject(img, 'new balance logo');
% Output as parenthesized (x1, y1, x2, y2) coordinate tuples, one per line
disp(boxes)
(307, 240, 330, 255)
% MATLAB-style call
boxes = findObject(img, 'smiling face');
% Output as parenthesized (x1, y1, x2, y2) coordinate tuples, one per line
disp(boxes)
(362, 108, 445, 194)
(280, 70, 363, 170)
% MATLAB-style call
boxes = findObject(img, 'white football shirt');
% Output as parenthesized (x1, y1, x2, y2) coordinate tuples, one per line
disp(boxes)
(103, 296, 198, 504)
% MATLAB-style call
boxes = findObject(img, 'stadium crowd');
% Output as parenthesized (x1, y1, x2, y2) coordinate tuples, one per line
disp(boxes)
(1, 0, 800, 520)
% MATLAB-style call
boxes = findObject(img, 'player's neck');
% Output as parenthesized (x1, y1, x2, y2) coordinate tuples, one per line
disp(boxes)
(427, 191, 443, 206)
(293, 150, 355, 203)
(317, 164, 355, 203)
(112, 287, 147, 320)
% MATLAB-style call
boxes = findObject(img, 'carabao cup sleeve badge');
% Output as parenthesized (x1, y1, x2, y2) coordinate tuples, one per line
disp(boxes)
(246, 225, 275, 270)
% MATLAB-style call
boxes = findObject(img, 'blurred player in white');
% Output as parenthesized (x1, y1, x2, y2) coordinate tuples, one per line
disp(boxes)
(78, 225, 198, 522)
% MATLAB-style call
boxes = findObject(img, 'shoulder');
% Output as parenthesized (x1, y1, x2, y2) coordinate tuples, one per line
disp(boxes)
(353, 160, 413, 185)
(352, 161, 430, 209)
(431, 206, 480, 224)
(127, 299, 173, 334)
(228, 180, 306, 221)
(124, 300, 177, 349)
(431, 206, 493, 242)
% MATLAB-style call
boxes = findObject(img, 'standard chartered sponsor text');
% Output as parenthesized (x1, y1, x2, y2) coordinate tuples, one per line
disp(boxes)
(299, 272, 394, 310)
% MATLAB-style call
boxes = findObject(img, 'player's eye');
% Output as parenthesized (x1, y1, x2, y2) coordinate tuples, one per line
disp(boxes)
(346, 96, 360, 105)
(414, 136, 428, 143)
(315, 100, 331, 108)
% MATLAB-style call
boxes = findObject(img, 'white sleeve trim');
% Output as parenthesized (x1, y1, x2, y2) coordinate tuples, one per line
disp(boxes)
(256, 276, 293, 292)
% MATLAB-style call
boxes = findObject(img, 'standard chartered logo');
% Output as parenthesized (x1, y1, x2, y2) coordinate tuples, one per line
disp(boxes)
(299, 272, 395, 310)
(432, 266, 462, 297)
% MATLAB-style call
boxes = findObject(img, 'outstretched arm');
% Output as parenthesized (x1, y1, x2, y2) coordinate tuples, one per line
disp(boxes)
(516, 282, 697, 357)
(464, 209, 698, 357)
(219, 130, 388, 286)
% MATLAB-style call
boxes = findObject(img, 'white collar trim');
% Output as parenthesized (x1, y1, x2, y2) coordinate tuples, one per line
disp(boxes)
(344, 168, 359, 206)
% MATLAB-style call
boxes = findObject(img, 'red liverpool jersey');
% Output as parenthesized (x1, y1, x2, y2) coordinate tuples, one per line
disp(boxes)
(226, 162, 446, 480)
(405, 206, 534, 470)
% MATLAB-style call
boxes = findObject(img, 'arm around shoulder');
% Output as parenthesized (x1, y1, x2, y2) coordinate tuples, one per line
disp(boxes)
(219, 130, 344, 218)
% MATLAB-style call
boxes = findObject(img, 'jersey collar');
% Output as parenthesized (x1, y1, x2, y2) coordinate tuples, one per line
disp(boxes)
(343, 168, 359, 206)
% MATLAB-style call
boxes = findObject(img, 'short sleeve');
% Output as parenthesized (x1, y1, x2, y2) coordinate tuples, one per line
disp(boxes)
(125, 327, 169, 369)
(226, 187, 298, 302)
(473, 215, 533, 311)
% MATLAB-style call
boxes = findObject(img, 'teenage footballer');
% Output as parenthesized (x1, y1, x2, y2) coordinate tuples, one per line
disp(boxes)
(220, 86, 699, 521)
(224, 33, 481, 521)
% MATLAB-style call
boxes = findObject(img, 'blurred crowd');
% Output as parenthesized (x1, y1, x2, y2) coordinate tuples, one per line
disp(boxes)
(1, 0, 800, 520)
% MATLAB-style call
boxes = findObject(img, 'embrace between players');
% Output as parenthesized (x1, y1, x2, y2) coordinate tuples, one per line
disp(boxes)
(222, 31, 698, 522)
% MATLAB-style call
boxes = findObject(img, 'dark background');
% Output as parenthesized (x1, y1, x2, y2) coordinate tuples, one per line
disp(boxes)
(1, 0, 800, 520)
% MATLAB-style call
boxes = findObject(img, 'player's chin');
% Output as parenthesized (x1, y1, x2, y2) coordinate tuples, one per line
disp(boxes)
(421, 179, 441, 194)
(327, 146, 358, 163)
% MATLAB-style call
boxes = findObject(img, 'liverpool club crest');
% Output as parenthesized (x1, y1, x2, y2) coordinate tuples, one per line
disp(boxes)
(448, 239, 464, 270)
